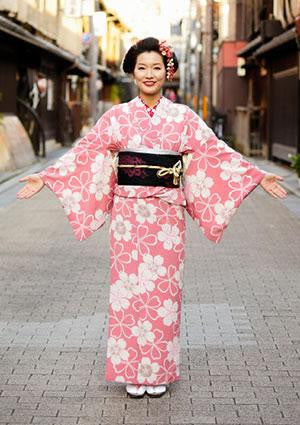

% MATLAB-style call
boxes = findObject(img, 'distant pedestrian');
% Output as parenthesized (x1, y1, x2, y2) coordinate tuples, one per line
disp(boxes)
(17, 37, 287, 399)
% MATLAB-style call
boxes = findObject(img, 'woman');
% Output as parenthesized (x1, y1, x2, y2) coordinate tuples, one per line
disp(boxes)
(17, 37, 287, 399)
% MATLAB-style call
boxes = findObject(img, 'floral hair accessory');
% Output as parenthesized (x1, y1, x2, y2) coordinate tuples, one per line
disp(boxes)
(158, 40, 175, 81)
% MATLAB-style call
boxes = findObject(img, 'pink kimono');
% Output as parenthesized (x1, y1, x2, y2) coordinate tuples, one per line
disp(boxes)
(38, 96, 266, 385)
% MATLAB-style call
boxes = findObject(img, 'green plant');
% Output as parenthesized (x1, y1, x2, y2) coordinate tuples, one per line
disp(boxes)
(110, 84, 120, 102)
(288, 153, 300, 177)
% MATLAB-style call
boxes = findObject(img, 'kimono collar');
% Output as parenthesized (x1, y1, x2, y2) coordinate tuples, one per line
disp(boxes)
(134, 95, 170, 118)
(138, 95, 163, 117)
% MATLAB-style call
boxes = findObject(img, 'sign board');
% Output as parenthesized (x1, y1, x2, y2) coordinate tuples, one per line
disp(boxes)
(237, 57, 246, 77)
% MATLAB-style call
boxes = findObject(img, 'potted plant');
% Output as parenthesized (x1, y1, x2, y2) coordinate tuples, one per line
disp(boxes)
(288, 153, 300, 188)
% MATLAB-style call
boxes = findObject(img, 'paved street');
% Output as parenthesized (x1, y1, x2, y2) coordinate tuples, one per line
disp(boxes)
(1, 167, 300, 425)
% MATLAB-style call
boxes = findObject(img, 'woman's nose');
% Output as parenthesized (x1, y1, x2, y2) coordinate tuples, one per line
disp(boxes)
(145, 69, 154, 78)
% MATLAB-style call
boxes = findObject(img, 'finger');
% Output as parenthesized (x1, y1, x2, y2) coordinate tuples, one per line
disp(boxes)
(19, 175, 34, 182)
(277, 188, 288, 197)
(269, 189, 279, 199)
(19, 174, 39, 183)
(19, 187, 35, 198)
(278, 190, 288, 198)
(17, 191, 30, 199)
(19, 185, 32, 194)
(274, 184, 288, 196)
(275, 175, 284, 181)
(273, 188, 286, 199)
(17, 192, 29, 199)
(272, 190, 282, 199)
(23, 190, 36, 199)
(17, 188, 29, 198)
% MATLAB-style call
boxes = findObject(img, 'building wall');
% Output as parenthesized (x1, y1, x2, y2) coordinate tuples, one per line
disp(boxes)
(218, 0, 237, 41)
(217, 41, 248, 135)
(0, 45, 17, 114)
(215, 1, 248, 137)
(273, 0, 299, 26)
(0, 0, 83, 55)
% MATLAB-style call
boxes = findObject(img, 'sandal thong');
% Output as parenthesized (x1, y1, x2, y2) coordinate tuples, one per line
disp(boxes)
(146, 385, 168, 397)
(126, 384, 146, 398)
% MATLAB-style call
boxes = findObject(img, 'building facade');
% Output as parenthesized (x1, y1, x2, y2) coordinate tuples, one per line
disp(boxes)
(216, 0, 299, 161)
(0, 0, 91, 164)
(0, 0, 133, 172)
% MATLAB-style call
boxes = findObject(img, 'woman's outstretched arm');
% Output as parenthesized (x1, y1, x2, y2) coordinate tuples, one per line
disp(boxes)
(16, 106, 117, 241)
(181, 105, 288, 244)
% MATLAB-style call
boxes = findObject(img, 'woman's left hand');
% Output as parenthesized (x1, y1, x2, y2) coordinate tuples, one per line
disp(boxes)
(259, 173, 288, 199)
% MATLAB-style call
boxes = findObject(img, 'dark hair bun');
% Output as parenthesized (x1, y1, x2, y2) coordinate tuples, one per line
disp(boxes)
(122, 37, 178, 75)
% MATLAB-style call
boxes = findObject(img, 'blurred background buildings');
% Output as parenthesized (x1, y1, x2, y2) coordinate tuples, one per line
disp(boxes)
(0, 0, 299, 173)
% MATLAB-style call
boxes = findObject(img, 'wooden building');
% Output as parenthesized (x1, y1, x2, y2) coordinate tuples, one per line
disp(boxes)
(235, 0, 299, 162)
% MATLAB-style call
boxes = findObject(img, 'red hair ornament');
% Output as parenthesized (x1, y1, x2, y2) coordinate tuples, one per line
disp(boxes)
(158, 40, 175, 81)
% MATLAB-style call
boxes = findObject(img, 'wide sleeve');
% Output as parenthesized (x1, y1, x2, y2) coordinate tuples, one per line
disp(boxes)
(38, 107, 116, 241)
(180, 106, 267, 244)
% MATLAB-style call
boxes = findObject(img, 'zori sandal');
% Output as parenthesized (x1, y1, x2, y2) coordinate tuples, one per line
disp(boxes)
(125, 384, 147, 398)
(145, 385, 168, 397)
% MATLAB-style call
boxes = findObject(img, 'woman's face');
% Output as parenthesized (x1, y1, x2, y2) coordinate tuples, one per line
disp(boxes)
(133, 51, 166, 95)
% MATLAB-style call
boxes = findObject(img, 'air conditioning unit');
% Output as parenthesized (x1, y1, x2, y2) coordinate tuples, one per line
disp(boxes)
(260, 20, 283, 41)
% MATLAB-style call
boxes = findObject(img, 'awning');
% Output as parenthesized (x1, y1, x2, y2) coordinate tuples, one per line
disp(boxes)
(97, 64, 120, 83)
(253, 27, 296, 57)
(237, 27, 297, 59)
(237, 36, 262, 57)
(0, 15, 91, 75)
(97, 64, 114, 74)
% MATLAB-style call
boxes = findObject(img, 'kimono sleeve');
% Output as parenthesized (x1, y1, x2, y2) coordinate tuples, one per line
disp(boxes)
(38, 108, 116, 241)
(181, 107, 267, 244)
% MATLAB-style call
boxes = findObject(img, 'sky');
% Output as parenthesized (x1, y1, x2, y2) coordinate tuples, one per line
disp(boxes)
(102, 0, 190, 39)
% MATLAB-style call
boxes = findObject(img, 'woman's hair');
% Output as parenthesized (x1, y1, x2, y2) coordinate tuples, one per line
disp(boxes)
(122, 37, 179, 75)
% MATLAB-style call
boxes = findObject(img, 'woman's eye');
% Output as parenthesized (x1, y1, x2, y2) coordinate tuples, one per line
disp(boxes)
(137, 67, 161, 70)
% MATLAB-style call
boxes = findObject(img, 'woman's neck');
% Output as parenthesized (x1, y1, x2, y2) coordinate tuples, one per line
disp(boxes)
(138, 92, 162, 108)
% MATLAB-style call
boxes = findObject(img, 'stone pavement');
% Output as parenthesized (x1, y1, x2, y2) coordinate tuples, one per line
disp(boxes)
(1, 157, 300, 425)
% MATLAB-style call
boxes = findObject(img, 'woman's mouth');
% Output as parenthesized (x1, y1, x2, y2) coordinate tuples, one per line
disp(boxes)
(143, 81, 156, 86)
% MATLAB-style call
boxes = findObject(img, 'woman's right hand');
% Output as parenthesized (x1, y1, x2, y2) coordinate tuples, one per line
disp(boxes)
(17, 174, 45, 199)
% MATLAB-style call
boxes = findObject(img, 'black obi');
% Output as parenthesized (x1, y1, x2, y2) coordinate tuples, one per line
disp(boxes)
(117, 150, 183, 188)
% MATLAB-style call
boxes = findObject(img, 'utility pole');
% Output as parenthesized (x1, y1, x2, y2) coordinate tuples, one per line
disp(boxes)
(202, 0, 213, 126)
(194, 1, 202, 115)
(88, 14, 99, 124)
(184, 0, 193, 106)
